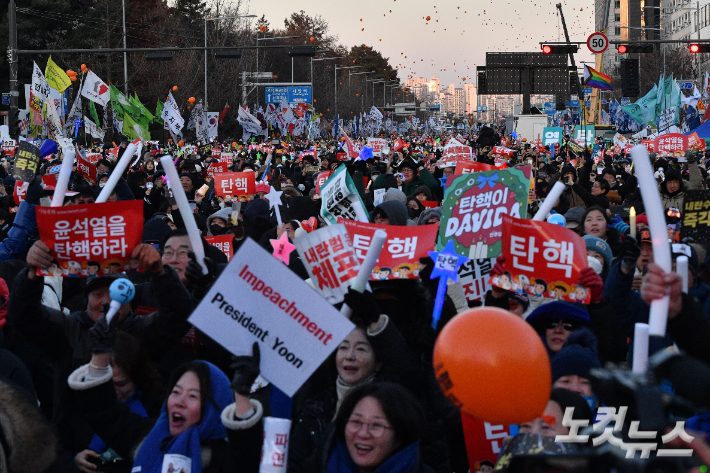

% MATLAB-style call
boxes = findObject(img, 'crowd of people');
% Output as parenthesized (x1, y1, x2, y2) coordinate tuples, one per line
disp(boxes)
(1, 126, 710, 473)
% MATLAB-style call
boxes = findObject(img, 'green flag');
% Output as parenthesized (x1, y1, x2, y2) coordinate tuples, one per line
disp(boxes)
(621, 84, 658, 125)
(123, 113, 150, 142)
(155, 100, 164, 124)
(89, 101, 100, 128)
(110, 85, 125, 120)
(129, 94, 154, 122)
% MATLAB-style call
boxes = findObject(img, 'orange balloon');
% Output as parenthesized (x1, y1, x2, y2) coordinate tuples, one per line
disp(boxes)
(260, 25, 266, 32)
(426, 16, 431, 20)
(70, 76, 77, 82)
(167, 97, 170, 101)
(188, 97, 196, 104)
(178, 141, 184, 147)
(232, 141, 237, 147)
(433, 307, 551, 425)
(187, 106, 191, 110)
(310, 37, 315, 42)
(168, 138, 173, 143)
(81, 63, 87, 70)
(172, 86, 178, 91)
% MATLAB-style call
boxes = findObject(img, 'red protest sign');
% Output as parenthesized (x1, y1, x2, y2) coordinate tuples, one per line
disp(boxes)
(212, 147, 222, 157)
(339, 219, 438, 280)
(205, 162, 229, 179)
(421, 200, 439, 209)
(640, 140, 655, 152)
(688, 132, 706, 151)
(491, 146, 515, 157)
(214, 172, 256, 198)
(462, 414, 515, 472)
(454, 161, 497, 174)
(76, 155, 97, 185)
(315, 171, 333, 194)
(11, 181, 28, 213)
(490, 215, 590, 303)
(35, 201, 144, 277)
(654, 133, 687, 154)
(220, 152, 234, 167)
(204, 235, 234, 260)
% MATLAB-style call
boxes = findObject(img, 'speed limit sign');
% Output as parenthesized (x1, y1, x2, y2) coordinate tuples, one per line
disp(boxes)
(587, 32, 608, 54)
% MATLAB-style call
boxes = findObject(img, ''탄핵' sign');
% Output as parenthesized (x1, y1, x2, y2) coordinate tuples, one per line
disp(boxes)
(188, 238, 354, 396)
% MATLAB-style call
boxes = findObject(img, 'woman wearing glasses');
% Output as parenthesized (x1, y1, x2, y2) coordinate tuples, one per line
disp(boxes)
(324, 382, 431, 473)
(525, 301, 591, 356)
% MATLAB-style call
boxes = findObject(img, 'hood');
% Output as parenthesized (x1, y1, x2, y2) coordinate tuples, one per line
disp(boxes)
(417, 207, 442, 225)
(411, 185, 433, 201)
(243, 199, 272, 228)
(206, 207, 233, 235)
(383, 187, 407, 204)
(374, 201, 409, 226)
(142, 217, 172, 244)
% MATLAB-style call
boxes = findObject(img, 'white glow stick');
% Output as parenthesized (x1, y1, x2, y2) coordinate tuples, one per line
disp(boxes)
(51, 148, 75, 207)
(341, 229, 387, 317)
(676, 255, 688, 293)
(631, 145, 671, 336)
(96, 140, 139, 203)
(632, 323, 650, 374)
(532, 181, 565, 221)
(629, 207, 637, 240)
(160, 156, 208, 274)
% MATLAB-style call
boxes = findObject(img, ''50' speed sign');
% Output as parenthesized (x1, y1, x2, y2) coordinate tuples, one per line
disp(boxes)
(587, 32, 608, 54)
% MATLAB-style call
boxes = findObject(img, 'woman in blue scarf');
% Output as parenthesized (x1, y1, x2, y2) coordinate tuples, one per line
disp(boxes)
(321, 382, 432, 473)
(68, 340, 263, 473)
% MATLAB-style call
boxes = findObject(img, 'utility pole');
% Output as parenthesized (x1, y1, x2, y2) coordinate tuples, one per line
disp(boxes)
(8, 0, 18, 136)
(121, 0, 128, 94)
(556, 3, 586, 141)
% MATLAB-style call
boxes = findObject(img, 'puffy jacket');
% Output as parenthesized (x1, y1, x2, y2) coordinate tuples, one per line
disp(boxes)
(0, 200, 37, 263)
(658, 162, 702, 210)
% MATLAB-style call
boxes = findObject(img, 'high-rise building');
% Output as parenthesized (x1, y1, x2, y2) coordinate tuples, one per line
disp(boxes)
(454, 88, 465, 117)
(464, 83, 477, 114)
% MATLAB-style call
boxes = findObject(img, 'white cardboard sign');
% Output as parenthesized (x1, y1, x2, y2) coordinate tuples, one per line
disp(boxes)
(188, 238, 355, 397)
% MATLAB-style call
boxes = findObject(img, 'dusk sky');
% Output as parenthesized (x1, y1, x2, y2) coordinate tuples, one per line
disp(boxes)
(256, 0, 597, 88)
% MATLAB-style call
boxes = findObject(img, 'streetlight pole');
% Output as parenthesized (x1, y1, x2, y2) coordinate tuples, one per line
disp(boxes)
(121, 0, 128, 94)
(334, 65, 361, 117)
(349, 71, 371, 113)
(205, 13, 256, 110)
(312, 56, 340, 107)
(253, 34, 298, 106)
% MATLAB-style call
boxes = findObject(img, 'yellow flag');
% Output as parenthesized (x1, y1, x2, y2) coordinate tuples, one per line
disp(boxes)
(45, 56, 71, 93)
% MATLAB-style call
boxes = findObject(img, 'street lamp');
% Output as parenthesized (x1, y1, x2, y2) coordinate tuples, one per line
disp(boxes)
(254, 34, 299, 106)
(349, 71, 371, 112)
(205, 14, 256, 110)
(368, 79, 385, 108)
(335, 65, 361, 116)
(311, 55, 340, 106)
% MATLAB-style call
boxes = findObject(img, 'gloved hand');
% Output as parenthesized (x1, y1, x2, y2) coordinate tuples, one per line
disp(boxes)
(577, 267, 604, 303)
(230, 342, 261, 395)
(185, 251, 216, 288)
(343, 287, 381, 325)
(24, 177, 44, 205)
(88, 309, 120, 354)
(619, 235, 641, 273)
(490, 254, 506, 277)
(608, 214, 630, 235)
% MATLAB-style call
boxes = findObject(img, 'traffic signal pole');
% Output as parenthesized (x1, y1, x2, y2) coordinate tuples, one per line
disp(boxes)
(8, 0, 18, 135)
(556, 3, 587, 148)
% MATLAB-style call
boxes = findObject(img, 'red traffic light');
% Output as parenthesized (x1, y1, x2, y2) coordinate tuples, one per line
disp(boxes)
(542, 45, 552, 54)
(617, 45, 627, 53)
(690, 44, 701, 53)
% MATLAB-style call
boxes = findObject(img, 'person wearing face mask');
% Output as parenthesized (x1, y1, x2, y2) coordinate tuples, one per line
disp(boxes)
(206, 208, 233, 236)
(7, 241, 194, 457)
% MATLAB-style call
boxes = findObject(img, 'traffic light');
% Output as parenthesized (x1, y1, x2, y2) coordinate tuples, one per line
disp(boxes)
(621, 58, 640, 97)
(9, 109, 20, 136)
(616, 43, 654, 54)
(215, 49, 242, 59)
(541, 44, 578, 54)
(145, 51, 173, 61)
(689, 44, 710, 53)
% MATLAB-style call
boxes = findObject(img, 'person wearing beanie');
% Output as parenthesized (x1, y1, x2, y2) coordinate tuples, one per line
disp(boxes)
(564, 207, 584, 230)
(382, 187, 407, 204)
(658, 152, 702, 210)
(417, 206, 442, 225)
(551, 329, 602, 410)
(525, 301, 591, 355)
(411, 185, 433, 202)
(583, 235, 612, 277)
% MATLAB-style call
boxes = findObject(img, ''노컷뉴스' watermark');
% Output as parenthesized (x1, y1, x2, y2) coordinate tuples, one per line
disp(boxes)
(555, 407, 694, 458)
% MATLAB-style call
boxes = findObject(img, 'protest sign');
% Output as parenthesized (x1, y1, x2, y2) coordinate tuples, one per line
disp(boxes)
(36, 200, 143, 277)
(575, 125, 595, 146)
(205, 235, 234, 260)
(2, 138, 17, 157)
(76, 154, 97, 185)
(205, 162, 228, 178)
(490, 146, 514, 157)
(339, 218, 438, 280)
(655, 133, 687, 154)
(443, 139, 474, 161)
(13, 141, 40, 182)
(212, 147, 222, 157)
(542, 127, 563, 146)
(314, 171, 333, 195)
(366, 138, 389, 156)
(462, 414, 517, 473)
(214, 172, 256, 198)
(220, 152, 234, 167)
(85, 152, 102, 164)
(688, 132, 706, 151)
(490, 215, 590, 303)
(457, 258, 496, 303)
(294, 224, 362, 304)
(680, 190, 710, 243)
(641, 139, 655, 152)
(11, 181, 28, 212)
(188, 238, 354, 397)
(454, 162, 496, 174)
(439, 167, 531, 259)
(320, 164, 368, 225)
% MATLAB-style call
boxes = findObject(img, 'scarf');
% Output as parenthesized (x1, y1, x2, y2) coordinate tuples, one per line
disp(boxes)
(326, 439, 419, 473)
(335, 374, 376, 417)
(132, 361, 233, 473)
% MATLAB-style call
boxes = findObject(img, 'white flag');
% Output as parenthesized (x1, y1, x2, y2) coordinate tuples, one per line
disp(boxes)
(81, 70, 110, 107)
(369, 106, 383, 122)
(31, 62, 50, 107)
(704, 72, 710, 99)
(85, 117, 105, 140)
(65, 93, 82, 136)
(206, 112, 218, 140)
(162, 92, 184, 135)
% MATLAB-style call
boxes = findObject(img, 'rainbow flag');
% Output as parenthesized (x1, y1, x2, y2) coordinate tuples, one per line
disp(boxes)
(583, 65, 612, 90)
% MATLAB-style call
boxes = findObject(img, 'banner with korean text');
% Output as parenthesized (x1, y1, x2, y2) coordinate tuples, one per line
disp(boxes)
(320, 165, 369, 225)
(188, 238, 354, 397)
(339, 219, 438, 280)
(490, 215, 590, 303)
(439, 166, 531, 259)
(214, 172, 256, 198)
(680, 190, 710, 243)
(36, 201, 143, 277)
(205, 235, 234, 260)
